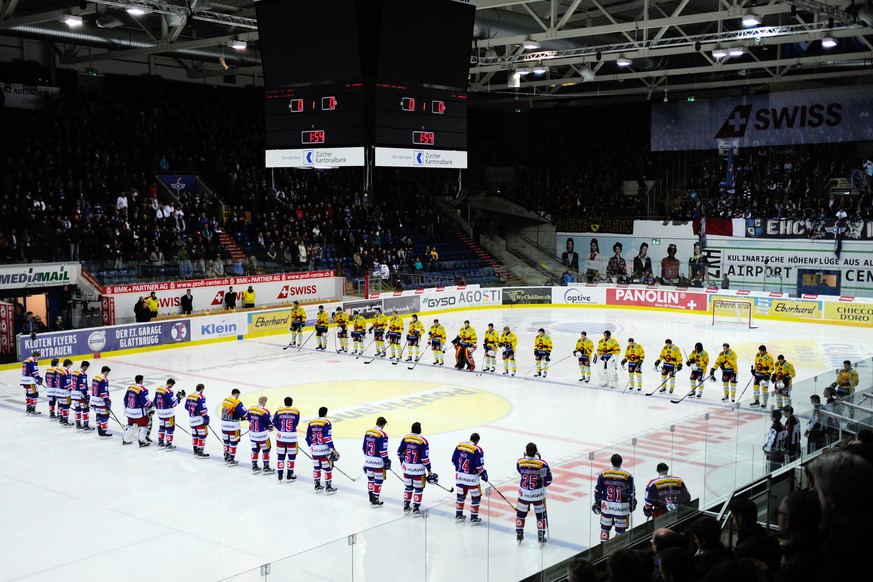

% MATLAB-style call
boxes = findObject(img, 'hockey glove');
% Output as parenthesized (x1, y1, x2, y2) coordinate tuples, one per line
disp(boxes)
(573, 351, 580, 358)
(686, 360, 692, 367)
(750, 366, 756, 374)
(84, 393, 91, 405)
(203, 415, 210, 426)
(591, 503, 602, 515)
(36, 377, 44, 386)
(330, 450, 340, 461)
(592, 353, 598, 364)
(480, 470, 489, 483)
(620, 359, 627, 367)
(632, 498, 638, 511)
(770, 374, 777, 383)
(426, 473, 439, 484)
(709, 371, 717, 382)
(643, 506, 653, 517)
(105, 398, 111, 409)
(176, 390, 186, 400)
(383, 458, 391, 471)
(677, 363, 683, 372)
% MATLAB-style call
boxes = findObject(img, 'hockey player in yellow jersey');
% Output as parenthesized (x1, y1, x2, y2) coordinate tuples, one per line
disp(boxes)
(831, 359, 859, 399)
(654, 339, 682, 394)
(482, 323, 499, 373)
(351, 310, 368, 355)
(621, 338, 645, 391)
(534, 328, 553, 378)
(455, 320, 478, 371)
(750, 345, 774, 407)
(387, 309, 405, 362)
(574, 331, 594, 383)
(686, 342, 710, 398)
(333, 307, 350, 353)
(596, 330, 621, 388)
(406, 314, 425, 362)
(429, 319, 447, 365)
(314, 305, 330, 351)
(499, 326, 518, 376)
(369, 307, 388, 358)
(772, 354, 796, 409)
(289, 301, 306, 347)
(710, 343, 739, 402)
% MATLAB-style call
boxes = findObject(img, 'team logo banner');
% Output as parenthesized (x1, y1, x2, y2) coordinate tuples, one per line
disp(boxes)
(607, 288, 707, 311)
(382, 295, 421, 315)
(16, 321, 190, 359)
(651, 86, 873, 151)
(502, 287, 552, 305)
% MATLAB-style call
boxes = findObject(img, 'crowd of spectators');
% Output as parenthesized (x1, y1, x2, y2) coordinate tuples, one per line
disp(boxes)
(566, 436, 873, 582)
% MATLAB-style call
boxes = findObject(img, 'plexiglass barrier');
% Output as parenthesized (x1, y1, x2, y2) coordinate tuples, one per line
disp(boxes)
(220, 357, 872, 582)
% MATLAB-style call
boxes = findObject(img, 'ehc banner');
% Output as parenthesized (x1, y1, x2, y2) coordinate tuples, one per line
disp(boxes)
(651, 86, 873, 151)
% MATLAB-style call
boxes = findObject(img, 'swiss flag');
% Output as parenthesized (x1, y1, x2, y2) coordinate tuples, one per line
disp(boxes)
(277, 286, 289, 299)
(211, 291, 225, 306)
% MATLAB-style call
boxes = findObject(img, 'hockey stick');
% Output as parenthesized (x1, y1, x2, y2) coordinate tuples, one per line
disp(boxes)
(645, 374, 673, 396)
(486, 480, 518, 511)
(358, 337, 376, 360)
(475, 347, 492, 377)
(671, 374, 714, 404)
(408, 342, 431, 370)
(730, 377, 755, 410)
(108, 408, 126, 430)
(296, 329, 315, 352)
(431, 478, 454, 494)
(543, 353, 574, 377)
(299, 447, 360, 481)
(388, 466, 406, 483)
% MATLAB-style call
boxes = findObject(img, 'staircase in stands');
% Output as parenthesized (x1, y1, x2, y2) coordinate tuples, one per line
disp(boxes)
(451, 226, 522, 286)
(219, 232, 248, 265)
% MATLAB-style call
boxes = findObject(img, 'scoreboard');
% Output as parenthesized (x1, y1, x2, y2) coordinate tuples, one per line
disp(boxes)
(264, 84, 365, 150)
(374, 84, 467, 150)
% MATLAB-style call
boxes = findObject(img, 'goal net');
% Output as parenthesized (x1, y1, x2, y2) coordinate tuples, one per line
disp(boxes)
(711, 299, 758, 329)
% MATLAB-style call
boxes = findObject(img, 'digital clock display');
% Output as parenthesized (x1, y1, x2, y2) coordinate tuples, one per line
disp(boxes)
(302, 130, 326, 144)
(413, 131, 435, 145)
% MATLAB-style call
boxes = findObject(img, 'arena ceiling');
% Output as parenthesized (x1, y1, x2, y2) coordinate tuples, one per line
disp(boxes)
(1, 0, 872, 101)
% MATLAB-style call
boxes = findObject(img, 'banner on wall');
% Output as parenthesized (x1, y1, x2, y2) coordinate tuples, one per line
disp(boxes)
(16, 321, 191, 360)
(744, 218, 873, 240)
(554, 217, 634, 235)
(502, 287, 551, 305)
(192, 312, 248, 341)
(651, 86, 873, 151)
(157, 175, 198, 196)
(0, 262, 80, 290)
(823, 302, 873, 324)
(552, 286, 604, 305)
(762, 298, 822, 319)
(382, 295, 421, 315)
(420, 288, 502, 311)
(607, 288, 707, 311)
(1, 83, 61, 110)
(0, 302, 15, 355)
(556, 235, 705, 281)
(343, 299, 382, 319)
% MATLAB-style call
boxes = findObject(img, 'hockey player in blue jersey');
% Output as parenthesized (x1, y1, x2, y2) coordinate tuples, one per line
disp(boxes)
(247, 396, 275, 475)
(593, 453, 636, 540)
(20, 350, 43, 416)
(45, 358, 59, 420)
(154, 379, 185, 450)
(362, 417, 391, 507)
(122, 375, 153, 447)
(71, 361, 92, 431)
(306, 406, 339, 494)
(516, 442, 552, 544)
(90, 366, 114, 438)
(397, 421, 434, 516)
(221, 389, 249, 466)
(186, 384, 210, 459)
(452, 433, 488, 525)
(273, 397, 301, 482)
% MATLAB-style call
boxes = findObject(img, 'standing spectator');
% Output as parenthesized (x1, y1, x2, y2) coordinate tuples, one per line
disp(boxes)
(146, 292, 159, 321)
(763, 409, 788, 472)
(180, 289, 194, 315)
(224, 286, 236, 311)
(116, 191, 129, 218)
(243, 285, 256, 309)
(774, 491, 822, 582)
(593, 453, 636, 541)
(689, 515, 732, 579)
(134, 296, 148, 322)
(729, 497, 781, 572)
(53, 316, 66, 332)
(643, 463, 692, 518)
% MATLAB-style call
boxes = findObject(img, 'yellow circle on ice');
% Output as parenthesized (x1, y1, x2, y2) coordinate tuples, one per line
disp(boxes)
(238, 380, 511, 439)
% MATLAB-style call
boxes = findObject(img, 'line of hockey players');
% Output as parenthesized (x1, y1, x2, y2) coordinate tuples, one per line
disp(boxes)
(279, 302, 841, 408)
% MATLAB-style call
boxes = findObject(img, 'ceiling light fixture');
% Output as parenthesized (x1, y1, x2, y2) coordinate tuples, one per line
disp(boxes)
(822, 36, 837, 48)
(729, 47, 745, 57)
(742, 13, 762, 27)
(515, 66, 532, 75)
(230, 40, 247, 50)
(127, 7, 148, 16)
(523, 39, 540, 50)
(616, 57, 632, 66)
(62, 14, 83, 27)
(533, 65, 548, 74)
(712, 48, 727, 59)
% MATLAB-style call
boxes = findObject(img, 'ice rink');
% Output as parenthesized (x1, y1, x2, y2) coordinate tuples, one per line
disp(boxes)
(1, 306, 869, 582)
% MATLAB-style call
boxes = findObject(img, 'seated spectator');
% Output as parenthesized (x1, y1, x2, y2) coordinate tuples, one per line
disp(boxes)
(658, 547, 696, 582)
(729, 497, 781, 573)
(774, 490, 821, 582)
(567, 557, 597, 582)
(690, 515, 733, 579)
